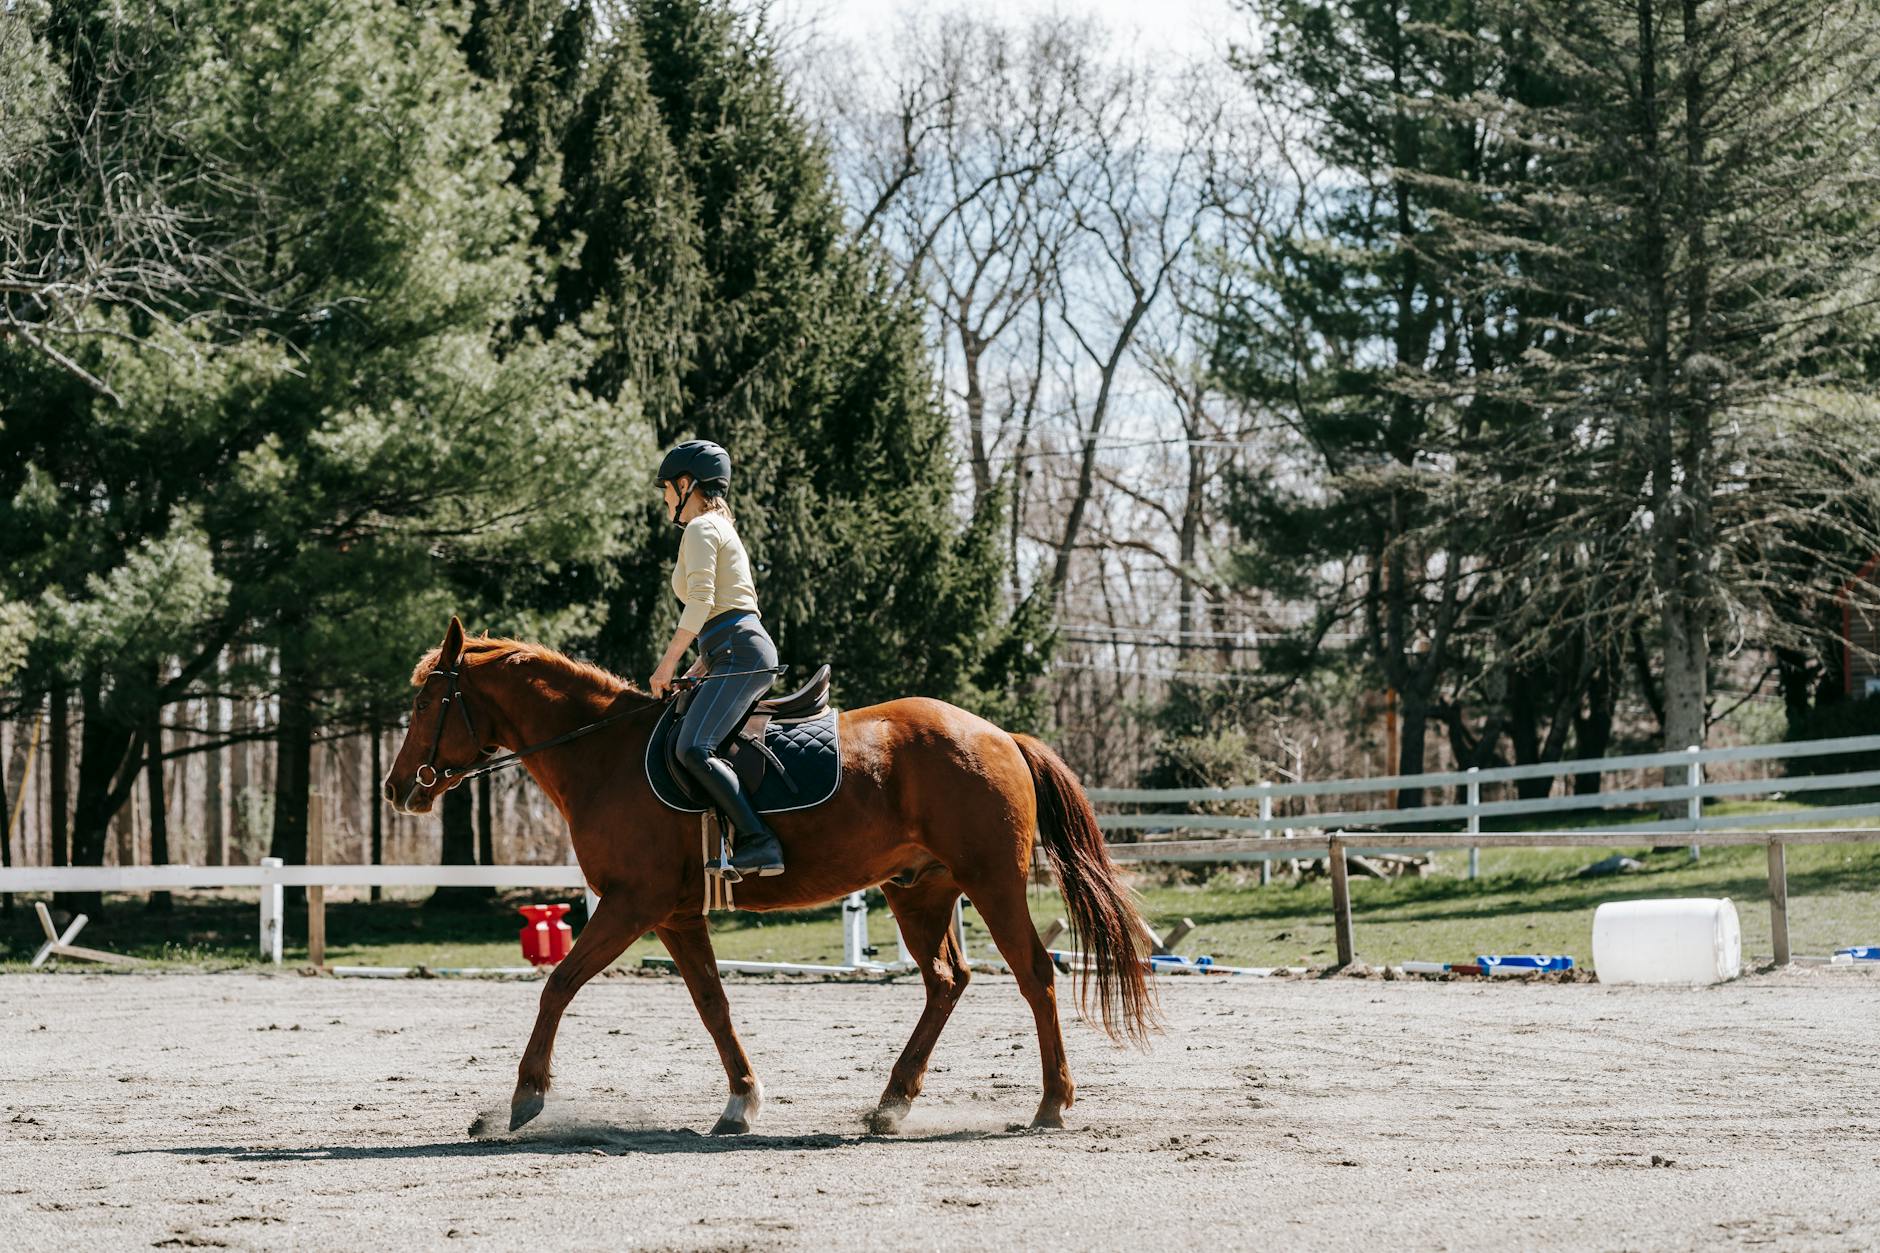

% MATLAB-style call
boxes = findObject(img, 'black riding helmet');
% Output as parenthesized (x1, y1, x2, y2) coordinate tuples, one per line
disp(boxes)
(658, 439, 731, 529)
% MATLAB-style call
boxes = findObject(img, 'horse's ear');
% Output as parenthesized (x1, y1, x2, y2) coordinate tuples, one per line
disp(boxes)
(441, 616, 465, 668)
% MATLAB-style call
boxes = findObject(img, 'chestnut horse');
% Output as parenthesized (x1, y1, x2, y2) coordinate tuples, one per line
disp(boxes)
(383, 617, 1154, 1136)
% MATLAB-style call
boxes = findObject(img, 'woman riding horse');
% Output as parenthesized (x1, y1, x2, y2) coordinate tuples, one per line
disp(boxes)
(648, 439, 784, 881)
(381, 444, 1155, 1136)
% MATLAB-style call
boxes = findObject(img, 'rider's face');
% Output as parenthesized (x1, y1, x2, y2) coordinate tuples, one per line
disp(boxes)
(661, 476, 690, 513)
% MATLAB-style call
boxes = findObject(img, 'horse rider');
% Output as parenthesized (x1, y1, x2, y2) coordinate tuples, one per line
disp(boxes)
(648, 439, 786, 880)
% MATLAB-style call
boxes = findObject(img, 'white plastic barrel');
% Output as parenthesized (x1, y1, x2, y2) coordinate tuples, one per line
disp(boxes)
(1592, 898, 1742, 985)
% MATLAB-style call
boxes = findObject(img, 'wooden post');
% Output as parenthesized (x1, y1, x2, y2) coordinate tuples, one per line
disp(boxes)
(306, 787, 326, 968)
(1329, 833, 1354, 967)
(1766, 839, 1790, 967)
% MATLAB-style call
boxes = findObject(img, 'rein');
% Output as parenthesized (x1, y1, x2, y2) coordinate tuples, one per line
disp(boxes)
(412, 666, 666, 789)
(412, 661, 790, 790)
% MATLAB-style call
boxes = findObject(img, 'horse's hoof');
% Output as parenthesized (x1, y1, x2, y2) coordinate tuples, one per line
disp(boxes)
(509, 1090, 545, 1131)
(710, 1115, 750, 1135)
(864, 1103, 908, 1136)
(1030, 1108, 1066, 1130)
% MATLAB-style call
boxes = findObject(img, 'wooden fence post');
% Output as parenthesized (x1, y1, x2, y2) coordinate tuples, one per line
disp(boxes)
(1329, 832, 1354, 967)
(1766, 839, 1790, 966)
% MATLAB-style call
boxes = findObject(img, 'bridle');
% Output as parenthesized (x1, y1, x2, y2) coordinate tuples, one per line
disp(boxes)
(409, 665, 665, 791)
(407, 660, 790, 792)
(411, 667, 488, 790)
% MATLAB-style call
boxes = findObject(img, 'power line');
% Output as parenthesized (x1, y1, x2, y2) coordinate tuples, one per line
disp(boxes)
(1049, 659, 1272, 683)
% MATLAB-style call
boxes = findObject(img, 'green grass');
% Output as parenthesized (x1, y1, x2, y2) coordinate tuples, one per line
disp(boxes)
(4, 799, 1876, 974)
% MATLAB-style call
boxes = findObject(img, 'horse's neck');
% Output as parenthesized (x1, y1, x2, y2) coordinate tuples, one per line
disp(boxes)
(486, 659, 648, 814)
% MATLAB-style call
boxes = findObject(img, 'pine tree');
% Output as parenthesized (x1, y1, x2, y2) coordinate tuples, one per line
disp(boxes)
(1213, 0, 1545, 796)
(1, 0, 633, 905)
(583, 0, 1008, 710)
(1426, 0, 1880, 758)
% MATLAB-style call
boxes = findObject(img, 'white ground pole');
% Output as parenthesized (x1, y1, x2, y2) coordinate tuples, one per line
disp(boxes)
(258, 857, 284, 963)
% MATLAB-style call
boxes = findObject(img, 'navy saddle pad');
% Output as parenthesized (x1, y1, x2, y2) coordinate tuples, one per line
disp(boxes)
(644, 703, 841, 815)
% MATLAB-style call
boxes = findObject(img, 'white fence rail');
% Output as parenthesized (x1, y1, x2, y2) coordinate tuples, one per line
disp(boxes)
(0, 861, 933, 975)
(0, 861, 591, 965)
(1085, 733, 1880, 839)
(6, 734, 1876, 974)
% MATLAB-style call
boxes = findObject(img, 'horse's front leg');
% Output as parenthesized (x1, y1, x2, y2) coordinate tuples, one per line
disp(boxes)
(656, 917, 764, 1134)
(510, 889, 658, 1130)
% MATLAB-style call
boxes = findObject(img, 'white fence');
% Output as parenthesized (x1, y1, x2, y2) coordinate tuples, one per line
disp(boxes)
(0, 860, 936, 975)
(1090, 733, 1880, 875)
(5, 734, 1876, 973)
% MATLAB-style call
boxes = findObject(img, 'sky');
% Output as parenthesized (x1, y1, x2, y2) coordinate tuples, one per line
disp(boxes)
(766, 0, 1245, 68)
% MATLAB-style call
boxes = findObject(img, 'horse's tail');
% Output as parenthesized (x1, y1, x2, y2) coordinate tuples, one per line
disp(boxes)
(1012, 733, 1158, 1046)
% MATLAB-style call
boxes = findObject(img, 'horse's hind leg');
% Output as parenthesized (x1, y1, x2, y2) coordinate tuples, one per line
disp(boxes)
(951, 864, 1074, 1128)
(866, 879, 971, 1135)
(657, 917, 765, 1135)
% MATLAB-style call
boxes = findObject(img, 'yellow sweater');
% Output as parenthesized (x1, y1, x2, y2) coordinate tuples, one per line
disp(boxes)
(671, 511, 760, 635)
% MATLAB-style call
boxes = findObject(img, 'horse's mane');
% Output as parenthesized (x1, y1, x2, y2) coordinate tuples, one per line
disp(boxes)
(411, 634, 650, 698)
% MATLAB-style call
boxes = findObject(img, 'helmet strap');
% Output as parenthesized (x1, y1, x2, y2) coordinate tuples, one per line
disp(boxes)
(670, 481, 696, 529)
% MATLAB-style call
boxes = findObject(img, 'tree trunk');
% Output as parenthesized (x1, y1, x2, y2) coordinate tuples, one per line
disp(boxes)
(0, 717, 11, 915)
(370, 719, 384, 903)
(205, 657, 226, 866)
(428, 782, 489, 907)
(230, 649, 253, 862)
(1573, 656, 1617, 796)
(145, 691, 173, 912)
(269, 638, 313, 901)
(477, 773, 494, 867)
(1634, 0, 1709, 801)
(1395, 697, 1431, 810)
(1773, 644, 1817, 735)
(1507, 668, 1551, 800)
(50, 683, 69, 869)
(66, 674, 144, 916)
(961, 328, 992, 511)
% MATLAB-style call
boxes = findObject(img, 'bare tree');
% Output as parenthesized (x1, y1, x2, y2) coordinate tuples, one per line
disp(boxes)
(1038, 61, 1225, 608)
(0, 6, 272, 402)
(831, 12, 1100, 520)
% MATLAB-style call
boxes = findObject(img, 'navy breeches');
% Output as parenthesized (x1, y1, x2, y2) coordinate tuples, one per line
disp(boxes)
(676, 615, 779, 773)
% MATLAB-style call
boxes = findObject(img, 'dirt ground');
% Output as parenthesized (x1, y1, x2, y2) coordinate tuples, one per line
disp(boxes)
(2, 967, 1876, 1252)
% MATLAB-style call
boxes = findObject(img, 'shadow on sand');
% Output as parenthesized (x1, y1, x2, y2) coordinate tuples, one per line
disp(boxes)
(120, 1124, 1038, 1162)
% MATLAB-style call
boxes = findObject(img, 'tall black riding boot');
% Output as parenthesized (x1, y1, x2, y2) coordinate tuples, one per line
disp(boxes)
(684, 751, 785, 878)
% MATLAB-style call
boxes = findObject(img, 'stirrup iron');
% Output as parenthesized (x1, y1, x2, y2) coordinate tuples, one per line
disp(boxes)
(706, 826, 743, 883)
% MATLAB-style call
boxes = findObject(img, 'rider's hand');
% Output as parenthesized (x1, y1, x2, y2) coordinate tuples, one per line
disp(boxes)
(650, 660, 676, 698)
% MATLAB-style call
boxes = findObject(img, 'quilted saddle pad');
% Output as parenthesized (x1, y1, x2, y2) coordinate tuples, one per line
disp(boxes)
(643, 704, 841, 815)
